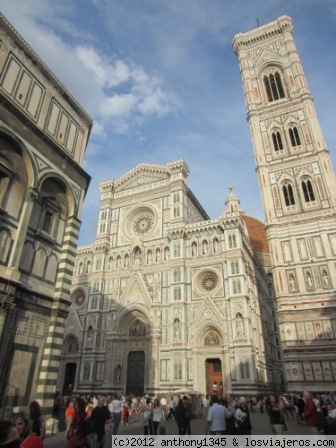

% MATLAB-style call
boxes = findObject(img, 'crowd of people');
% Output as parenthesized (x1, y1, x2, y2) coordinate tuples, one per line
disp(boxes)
(1, 390, 336, 447)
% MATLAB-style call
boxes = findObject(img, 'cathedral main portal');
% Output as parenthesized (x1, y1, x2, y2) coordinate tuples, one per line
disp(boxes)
(126, 351, 145, 395)
(205, 358, 222, 397)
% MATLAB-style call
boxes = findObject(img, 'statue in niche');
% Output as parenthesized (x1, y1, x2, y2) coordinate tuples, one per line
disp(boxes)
(191, 242, 197, 257)
(204, 331, 219, 346)
(213, 239, 219, 253)
(202, 241, 208, 255)
(289, 274, 296, 291)
(86, 326, 93, 345)
(129, 319, 146, 337)
(305, 272, 313, 288)
(235, 312, 245, 336)
(173, 318, 181, 339)
(322, 270, 330, 287)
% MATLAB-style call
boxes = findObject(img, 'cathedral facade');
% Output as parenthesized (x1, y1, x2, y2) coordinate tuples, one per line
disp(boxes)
(60, 160, 282, 397)
(0, 13, 92, 413)
(233, 16, 336, 392)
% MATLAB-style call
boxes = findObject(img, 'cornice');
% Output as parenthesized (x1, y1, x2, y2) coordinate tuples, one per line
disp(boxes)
(232, 15, 293, 54)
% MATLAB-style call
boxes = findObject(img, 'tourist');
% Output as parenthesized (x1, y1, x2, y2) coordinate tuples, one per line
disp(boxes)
(29, 400, 46, 441)
(166, 396, 176, 421)
(142, 398, 153, 435)
(0, 420, 21, 448)
(303, 391, 318, 434)
(174, 399, 187, 435)
(64, 397, 90, 448)
(183, 396, 192, 435)
(90, 395, 110, 448)
(13, 414, 44, 448)
(235, 397, 252, 435)
(205, 395, 231, 435)
(152, 398, 164, 435)
(112, 393, 126, 435)
(268, 394, 285, 435)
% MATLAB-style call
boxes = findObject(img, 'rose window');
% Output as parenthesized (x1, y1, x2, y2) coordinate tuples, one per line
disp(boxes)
(195, 269, 220, 295)
(132, 213, 154, 236)
(200, 273, 218, 291)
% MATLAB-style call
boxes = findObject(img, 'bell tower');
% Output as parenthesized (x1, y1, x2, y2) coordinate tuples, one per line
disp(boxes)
(233, 16, 336, 391)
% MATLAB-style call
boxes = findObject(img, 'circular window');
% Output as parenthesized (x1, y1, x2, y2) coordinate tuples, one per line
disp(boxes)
(195, 269, 220, 295)
(123, 205, 157, 240)
(132, 213, 154, 236)
(72, 292, 85, 308)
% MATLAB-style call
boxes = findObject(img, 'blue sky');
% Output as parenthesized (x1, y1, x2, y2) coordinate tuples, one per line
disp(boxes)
(0, 0, 335, 246)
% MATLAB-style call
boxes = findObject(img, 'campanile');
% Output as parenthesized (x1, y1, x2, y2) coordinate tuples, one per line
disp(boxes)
(233, 16, 336, 391)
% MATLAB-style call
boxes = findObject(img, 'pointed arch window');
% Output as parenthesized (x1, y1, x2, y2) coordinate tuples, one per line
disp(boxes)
(301, 179, 315, 203)
(289, 126, 301, 147)
(272, 131, 283, 152)
(264, 72, 285, 102)
(282, 184, 295, 206)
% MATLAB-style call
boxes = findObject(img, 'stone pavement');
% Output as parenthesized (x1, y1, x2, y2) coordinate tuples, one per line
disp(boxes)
(45, 408, 312, 447)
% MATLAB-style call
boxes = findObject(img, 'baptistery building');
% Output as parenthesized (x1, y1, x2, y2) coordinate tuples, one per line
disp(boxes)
(59, 160, 282, 397)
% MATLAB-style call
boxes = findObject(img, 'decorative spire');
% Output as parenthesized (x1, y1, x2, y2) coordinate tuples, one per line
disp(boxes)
(225, 184, 242, 214)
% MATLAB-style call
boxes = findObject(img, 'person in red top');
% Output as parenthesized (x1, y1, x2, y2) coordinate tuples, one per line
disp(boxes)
(65, 397, 90, 448)
(65, 401, 75, 438)
(303, 391, 318, 434)
(13, 414, 44, 448)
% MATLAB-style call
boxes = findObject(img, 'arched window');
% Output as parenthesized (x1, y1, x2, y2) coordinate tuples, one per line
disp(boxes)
(155, 248, 160, 262)
(301, 180, 315, 203)
(233, 279, 241, 294)
(282, 184, 295, 206)
(272, 131, 283, 152)
(264, 72, 285, 102)
(289, 126, 301, 147)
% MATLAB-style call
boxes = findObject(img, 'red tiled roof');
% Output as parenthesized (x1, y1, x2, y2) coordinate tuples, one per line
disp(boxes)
(243, 215, 269, 254)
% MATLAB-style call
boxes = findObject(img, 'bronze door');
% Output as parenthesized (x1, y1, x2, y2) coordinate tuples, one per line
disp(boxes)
(126, 351, 145, 395)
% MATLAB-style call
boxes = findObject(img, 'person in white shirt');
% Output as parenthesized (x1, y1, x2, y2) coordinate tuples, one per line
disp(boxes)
(112, 394, 125, 435)
(205, 395, 231, 435)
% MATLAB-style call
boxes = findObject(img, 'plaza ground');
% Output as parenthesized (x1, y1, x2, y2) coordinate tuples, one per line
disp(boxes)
(45, 407, 312, 448)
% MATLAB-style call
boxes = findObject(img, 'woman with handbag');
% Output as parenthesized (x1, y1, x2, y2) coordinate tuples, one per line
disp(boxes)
(65, 397, 90, 448)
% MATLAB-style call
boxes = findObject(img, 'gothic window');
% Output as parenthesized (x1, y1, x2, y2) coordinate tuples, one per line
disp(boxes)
(289, 126, 301, 147)
(240, 361, 250, 379)
(228, 234, 237, 248)
(155, 248, 160, 262)
(301, 179, 315, 203)
(116, 255, 121, 268)
(173, 206, 180, 217)
(231, 261, 239, 274)
(78, 262, 84, 275)
(174, 363, 182, 380)
(108, 257, 113, 270)
(173, 268, 181, 282)
(233, 279, 241, 294)
(173, 286, 181, 301)
(264, 71, 285, 102)
(95, 362, 105, 381)
(282, 183, 295, 206)
(272, 131, 283, 152)
(83, 362, 90, 380)
(164, 246, 170, 261)
(124, 254, 129, 267)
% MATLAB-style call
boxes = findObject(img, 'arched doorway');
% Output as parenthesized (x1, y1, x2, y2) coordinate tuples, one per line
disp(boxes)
(205, 358, 223, 397)
(63, 362, 77, 395)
